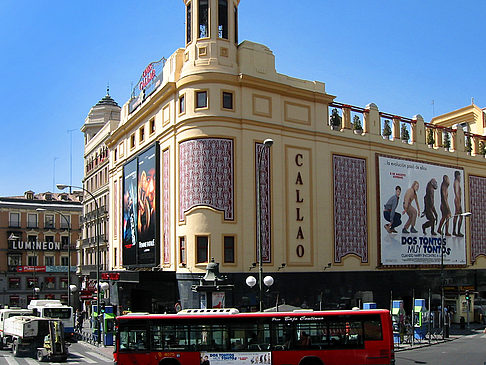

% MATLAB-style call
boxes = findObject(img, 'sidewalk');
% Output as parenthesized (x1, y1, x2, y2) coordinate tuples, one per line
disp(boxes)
(75, 319, 114, 360)
(394, 322, 485, 352)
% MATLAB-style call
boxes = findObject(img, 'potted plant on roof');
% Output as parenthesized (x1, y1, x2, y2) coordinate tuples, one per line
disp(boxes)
(465, 136, 472, 155)
(401, 123, 410, 143)
(353, 115, 363, 135)
(382, 120, 392, 140)
(329, 108, 342, 131)
(426, 129, 435, 148)
(479, 140, 486, 157)
(443, 131, 451, 151)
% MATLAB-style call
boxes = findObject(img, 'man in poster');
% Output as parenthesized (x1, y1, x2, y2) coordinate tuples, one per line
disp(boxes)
(383, 186, 402, 233)
(402, 181, 420, 234)
(453, 170, 464, 237)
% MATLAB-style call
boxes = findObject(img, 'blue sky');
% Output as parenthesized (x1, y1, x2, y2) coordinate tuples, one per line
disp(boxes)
(1, 0, 485, 196)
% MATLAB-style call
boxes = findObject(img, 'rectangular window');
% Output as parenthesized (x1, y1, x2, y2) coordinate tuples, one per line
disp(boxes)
(27, 277, 38, 288)
(114, 247, 117, 267)
(196, 236, 209, 264)
(45, 214, 54, 229)
(179, 94, 185, 114)
(196, 91, 207, 109)
(179, 236, 186, 265)
(61, 236, 69, 249)
(60, 215, 70, 229)
(9, 213, 20, 227)
(8, 254, 21, 266)
(60, 278, 68, 289)
(27, 213, 37, 228)
(45, 235, 54, 243)
(222, 91, 233, 110)
(223, 236, 235, 263)
(27, 255, 38, 266)
(186, 2, 192, 44)
(28, 235, 37, 242)
(61, 256, 69, 266)
(150, 118, 156, 134)
(130, 134, 136, 149)
(198, 0, 209, 38)
(8, 278, 20, 289)
(45, 256, 54, 266)
(218, 0, 228, 39)
(139, 126, 145, 142)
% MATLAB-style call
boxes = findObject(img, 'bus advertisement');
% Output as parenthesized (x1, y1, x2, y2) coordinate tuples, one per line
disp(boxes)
(114, 308, 394, 365)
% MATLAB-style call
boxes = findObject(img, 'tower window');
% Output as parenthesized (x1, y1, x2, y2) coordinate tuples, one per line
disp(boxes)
(234, 6, 238, 44)
(218, 0, 228, 39)
(223, 236, 235, 263)
(179, 94, 186, 114)
(150, 118, 155, 134)
(180, 236, 186, 265)
(198, 0, 209, 38)
(186, 2, 192, 44)
(196, 91, 208, 109)
(222, 91, 233, 110)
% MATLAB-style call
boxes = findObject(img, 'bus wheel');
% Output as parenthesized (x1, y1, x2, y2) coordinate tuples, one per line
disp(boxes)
(37, 350, 46, 362)
(299, 356, 324, 365)
(159, 358, 181, 365)
(12, 341, 19, 357)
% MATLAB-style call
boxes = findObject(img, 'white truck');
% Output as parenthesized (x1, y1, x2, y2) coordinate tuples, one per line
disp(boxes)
(0, 307, 32, 349)
(3, 315, 69, 362)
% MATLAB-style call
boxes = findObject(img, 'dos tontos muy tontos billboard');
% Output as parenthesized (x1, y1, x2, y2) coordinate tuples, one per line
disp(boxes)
(378, 155, 466, 266)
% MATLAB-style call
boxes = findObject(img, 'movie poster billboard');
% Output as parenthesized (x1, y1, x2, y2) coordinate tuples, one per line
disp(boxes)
(378, 155, 466, 266)
(122, 144, 159, 267)
(123, 158, 138, 266)
(137, 145, 157, 265)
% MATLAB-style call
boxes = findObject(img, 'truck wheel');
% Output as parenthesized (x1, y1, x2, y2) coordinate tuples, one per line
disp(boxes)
(37, 350, 46, 362)
(12, 341, 19, 357)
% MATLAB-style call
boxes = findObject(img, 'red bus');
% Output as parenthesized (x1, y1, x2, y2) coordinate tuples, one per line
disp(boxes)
(114, 308, 394, 365)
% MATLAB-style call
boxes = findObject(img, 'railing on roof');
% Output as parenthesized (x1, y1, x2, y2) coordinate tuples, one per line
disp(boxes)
(328, 102, 486, 157)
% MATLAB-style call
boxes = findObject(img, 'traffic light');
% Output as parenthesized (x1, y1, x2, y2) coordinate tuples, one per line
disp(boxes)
(465, 291, 470, 301)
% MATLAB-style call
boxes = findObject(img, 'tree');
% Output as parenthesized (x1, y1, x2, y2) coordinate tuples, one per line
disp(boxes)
(443, 131, 451, 150)
(401, 123, 410, 142)
(353, 115, 362, 131)
(382, 120, 392, 139)
(426, 129, 435, 146)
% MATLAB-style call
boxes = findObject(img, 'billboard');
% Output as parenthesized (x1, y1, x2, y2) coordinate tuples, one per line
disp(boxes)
(122, 144, 159, 267)
(378, 155, 466, 266)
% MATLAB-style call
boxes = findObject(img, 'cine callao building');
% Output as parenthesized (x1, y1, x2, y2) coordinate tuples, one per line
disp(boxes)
(105, 0, 486, 316)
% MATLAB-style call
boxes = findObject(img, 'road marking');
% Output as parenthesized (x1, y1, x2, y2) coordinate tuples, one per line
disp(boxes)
(1, 354, 19, 365)
(481, 334, 486, 339)
(70, 351, 98, 364)
(25, 358, 39, 365)
(87, 350, 112, 362)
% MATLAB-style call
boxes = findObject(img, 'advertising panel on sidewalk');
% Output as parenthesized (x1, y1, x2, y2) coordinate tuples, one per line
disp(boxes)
(200, 352, 271, 364)
(378, 155, 466, 266)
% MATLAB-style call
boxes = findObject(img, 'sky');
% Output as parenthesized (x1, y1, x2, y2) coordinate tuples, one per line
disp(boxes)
(1, 0, 485, 197)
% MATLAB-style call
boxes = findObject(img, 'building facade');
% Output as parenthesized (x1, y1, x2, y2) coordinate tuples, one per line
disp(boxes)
(104, 0, 486, 315)
(79, 90, 121, 309)
(0, 191, 82, 308)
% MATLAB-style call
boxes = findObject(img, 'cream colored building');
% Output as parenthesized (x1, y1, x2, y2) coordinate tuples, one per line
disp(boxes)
(105, 0, 486, 313)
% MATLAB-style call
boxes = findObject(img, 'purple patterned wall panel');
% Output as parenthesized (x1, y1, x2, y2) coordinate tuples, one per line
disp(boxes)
(469, 175, 486, 262)
(256, 143, 271, 263)
(163, 149, 170, 264)
(333, 155, 368, 263)
(179, 138, 234, 221)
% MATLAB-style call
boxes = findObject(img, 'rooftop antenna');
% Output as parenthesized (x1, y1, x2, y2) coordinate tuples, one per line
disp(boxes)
(471, 97, 475, 105)
(53, 157, 59, 192)
(67, 129, 77, 194)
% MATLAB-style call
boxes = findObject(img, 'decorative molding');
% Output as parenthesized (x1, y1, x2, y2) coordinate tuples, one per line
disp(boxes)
(179, 138, 234, 221)
(163, 149, 170, 264)
(333, 154, 368, 263)
(469, 175, 486, 262)
(256, 142, 271, 263)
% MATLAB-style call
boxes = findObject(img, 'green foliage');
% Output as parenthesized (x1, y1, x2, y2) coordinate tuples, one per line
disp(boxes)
(479, 141, 486, 156)
(382, 120, 392, 138)
(329, 108, 342, 127)
(426, 129, 435, 145)
(353, 115, 362, 130)
(443, 132, 451, 149)
(401, 123, 410, 141)
(465, 136, 472, 153)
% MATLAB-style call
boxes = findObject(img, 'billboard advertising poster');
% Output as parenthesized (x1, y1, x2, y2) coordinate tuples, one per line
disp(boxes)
(123, 158, 138, 266)
(200, 352, 271, 364)
(137, 145, 157, 265)
(378, 155, 466, 266)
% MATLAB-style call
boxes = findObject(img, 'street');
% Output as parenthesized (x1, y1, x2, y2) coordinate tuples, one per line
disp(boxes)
(396, 331, 486, 365)
(0, 342, 113, 365)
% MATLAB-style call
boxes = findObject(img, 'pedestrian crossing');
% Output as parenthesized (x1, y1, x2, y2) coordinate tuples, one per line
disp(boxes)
(0, 350, 111, 364)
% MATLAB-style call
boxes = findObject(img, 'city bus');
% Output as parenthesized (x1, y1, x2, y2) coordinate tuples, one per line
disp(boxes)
(114, 308, 394, 365)
(28, 299, 75, 338)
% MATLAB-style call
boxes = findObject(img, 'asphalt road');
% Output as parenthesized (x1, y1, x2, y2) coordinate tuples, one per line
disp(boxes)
(0, 341, 113, 364)
(395, 331, 486, 365)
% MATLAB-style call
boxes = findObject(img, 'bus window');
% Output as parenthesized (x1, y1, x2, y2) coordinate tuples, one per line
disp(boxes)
(119, 328, 148, 351)
(192, 324, 228, 351)
(295, 322, 325, 349)
(363, 319, 382, 340)
(328, 320, 363, 347)
(162, 325, 189, 350)
(230, 323, 270, 351)
(271, 323, 293, 350)
(44, 308, 71, 319)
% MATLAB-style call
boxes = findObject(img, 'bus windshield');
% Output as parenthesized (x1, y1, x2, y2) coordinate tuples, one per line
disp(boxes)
(44, 308, 71, 319)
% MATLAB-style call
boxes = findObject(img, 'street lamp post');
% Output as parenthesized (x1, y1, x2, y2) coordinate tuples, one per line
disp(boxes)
(37, 207, 73, 307)
(256, 139, 273, 312)
(439, 211, 471, 339)
(57, 184, 101, 345)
